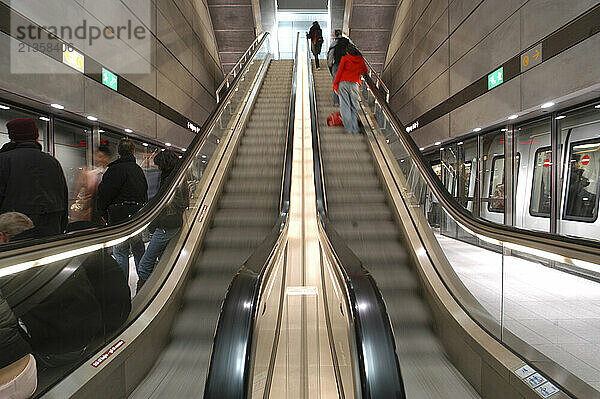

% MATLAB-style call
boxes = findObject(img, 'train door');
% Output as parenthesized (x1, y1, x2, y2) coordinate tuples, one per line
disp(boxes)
(515, 119, 551, 232)
(559, 109, 600, 240)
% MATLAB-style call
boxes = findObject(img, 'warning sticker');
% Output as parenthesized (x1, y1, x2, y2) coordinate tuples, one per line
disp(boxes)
(91, 340, 125, 368)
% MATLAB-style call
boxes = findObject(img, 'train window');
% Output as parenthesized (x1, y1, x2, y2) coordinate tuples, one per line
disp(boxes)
(529, 147, 552, 217)
(563, 139, 600, 222)
(488, 156, 505, 212)
(488, 154, 520, 213)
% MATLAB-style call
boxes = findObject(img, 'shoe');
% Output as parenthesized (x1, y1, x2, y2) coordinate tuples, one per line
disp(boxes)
(316, 67, 321, 70)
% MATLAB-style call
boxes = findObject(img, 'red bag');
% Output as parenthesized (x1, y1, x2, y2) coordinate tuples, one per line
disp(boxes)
(327, 111, 343, 126)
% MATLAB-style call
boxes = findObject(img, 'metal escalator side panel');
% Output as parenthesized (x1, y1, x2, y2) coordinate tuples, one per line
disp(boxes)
(203, 58, 296, 399)
(306, 46, 406, 398)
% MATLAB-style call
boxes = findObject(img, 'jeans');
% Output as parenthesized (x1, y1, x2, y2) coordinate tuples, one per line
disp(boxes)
(338, 81, 361, 134)
(136, 227, 180, 281)
(331, 64, 339, 105)
(113, 235, 145, 277)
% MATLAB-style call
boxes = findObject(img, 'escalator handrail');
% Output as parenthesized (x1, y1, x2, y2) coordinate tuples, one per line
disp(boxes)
(306, 39, 406, 399)
(0, 33, 272, 274)
(360, 71, 600, 268)
(216, 32, 267, 103)
(203, 35, 299, 399)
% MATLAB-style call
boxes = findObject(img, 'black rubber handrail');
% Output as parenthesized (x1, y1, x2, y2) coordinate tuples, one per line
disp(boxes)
(307, 40, 406, 399)
(361, 72, 600, 266)
(0, 34, 272, 271)
(203, 34, 299, 399)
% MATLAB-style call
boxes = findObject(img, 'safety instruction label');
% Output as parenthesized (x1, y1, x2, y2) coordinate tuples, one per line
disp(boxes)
(91, 339, 125, 368)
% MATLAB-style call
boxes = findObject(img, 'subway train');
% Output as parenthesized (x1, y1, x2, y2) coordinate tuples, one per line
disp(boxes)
(433, 104, 600, 241)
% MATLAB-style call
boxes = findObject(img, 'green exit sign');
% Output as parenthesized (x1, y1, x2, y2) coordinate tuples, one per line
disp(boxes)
(102, 68, 118, 91)
(488, 67, 503, 90)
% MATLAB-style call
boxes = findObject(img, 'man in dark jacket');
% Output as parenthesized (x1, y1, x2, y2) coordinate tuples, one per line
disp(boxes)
(0, 118, 68, 237)
(97, 138, 148, 277)
(307, 21, 324, 69)
(327, 30, 351, 105)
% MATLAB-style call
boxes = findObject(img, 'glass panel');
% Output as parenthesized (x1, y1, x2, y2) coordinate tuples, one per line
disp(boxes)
(54, 119, 90, 224)
(0, 35, 273, 395)
(488, 155, 505, 213)
(0, 104, 47, 150)
(361, 70, 600, 395)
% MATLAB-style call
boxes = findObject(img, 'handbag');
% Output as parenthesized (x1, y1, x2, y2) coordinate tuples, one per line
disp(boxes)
(327, 111, 343, 126)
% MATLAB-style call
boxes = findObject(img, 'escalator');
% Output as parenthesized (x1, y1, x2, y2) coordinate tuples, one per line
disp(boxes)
(130, 60, 293, 398)
(312, 65, 480, 397)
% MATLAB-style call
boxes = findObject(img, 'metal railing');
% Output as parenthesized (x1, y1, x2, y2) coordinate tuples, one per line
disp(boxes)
(216, 33, 268, 103)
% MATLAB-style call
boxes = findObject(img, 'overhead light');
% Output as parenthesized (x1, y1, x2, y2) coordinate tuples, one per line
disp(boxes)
(0, 105, 10, 110)
(87, 115, 98, 121)
(555, 115, 566, 120)
(182, 148, 187, 152)
(142, 143, 149, 147)
(434, 141, 441, 146)
(457, 142, 463, 145)
(201, 154, 207, 159)
(501, 128, 508, 132)
(98, 129, 105, 133)
(419, 147, 425, 151)
(473, 127, 482, 132)
(541, 102, 555, 109)
(440, 147, 445, 151)
(124, 128, 133, 133)
(165, 142, 172, 147)
(595, 105, 600, 109)
(50, 103, 64, 110)
(178, 155, 182, 159)
(507, 114, 518, 120)
(39, 116, 50, 122)
(202, 160, 207, 164)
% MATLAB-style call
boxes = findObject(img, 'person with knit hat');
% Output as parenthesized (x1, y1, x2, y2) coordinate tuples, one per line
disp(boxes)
(0, 118, 68, 237)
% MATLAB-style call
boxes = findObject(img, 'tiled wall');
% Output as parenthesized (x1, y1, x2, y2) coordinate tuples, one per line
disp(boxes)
(382, 0, 600, 148)
(0, 0, 222, 148)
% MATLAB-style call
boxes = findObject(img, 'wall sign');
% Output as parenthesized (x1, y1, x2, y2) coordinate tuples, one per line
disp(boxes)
(62, 47, 85, 73)
(102, 68, 118, 91)
(487, 67, 504, 90)
(521, 43, 543, 72)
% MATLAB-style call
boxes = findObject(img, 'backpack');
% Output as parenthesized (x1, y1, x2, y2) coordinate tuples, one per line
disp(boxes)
(333, 37, 350, 66)
(327, 46, 335, 68)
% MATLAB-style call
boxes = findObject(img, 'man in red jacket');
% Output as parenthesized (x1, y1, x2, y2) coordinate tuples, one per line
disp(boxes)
(333, 44, 367, 134)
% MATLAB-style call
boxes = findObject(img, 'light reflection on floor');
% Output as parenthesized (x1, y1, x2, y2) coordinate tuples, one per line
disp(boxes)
(435, 233, 600, 391)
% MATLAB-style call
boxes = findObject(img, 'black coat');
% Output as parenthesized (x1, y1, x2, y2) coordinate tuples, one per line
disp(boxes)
(96, 155, 148, 224)
(0, 289, 31, 369)
(0, 142, 68, 235)
(149, 170, 189, 232)
(308, 25, 323, 55)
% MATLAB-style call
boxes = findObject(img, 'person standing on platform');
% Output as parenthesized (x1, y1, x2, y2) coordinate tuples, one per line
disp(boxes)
(307, 21, 324, 70)
(97, 138, 148, 278)
(0, 118, 68, 237)
(333, 44, 368, 134)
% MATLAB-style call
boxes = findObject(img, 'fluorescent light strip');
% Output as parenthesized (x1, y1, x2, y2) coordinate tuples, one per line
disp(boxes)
(0, 223, 149, 278)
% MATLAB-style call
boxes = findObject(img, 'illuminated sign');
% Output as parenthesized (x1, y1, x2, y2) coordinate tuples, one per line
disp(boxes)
(405, 121, 419, 133)
(187, 121, 201, 134)
(62, 46, 84, 73)
(487, 67, 503, 90)
(543, 159, 550, 168)
(521, 44, 542, 72)
(102, 68, 118, 91)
